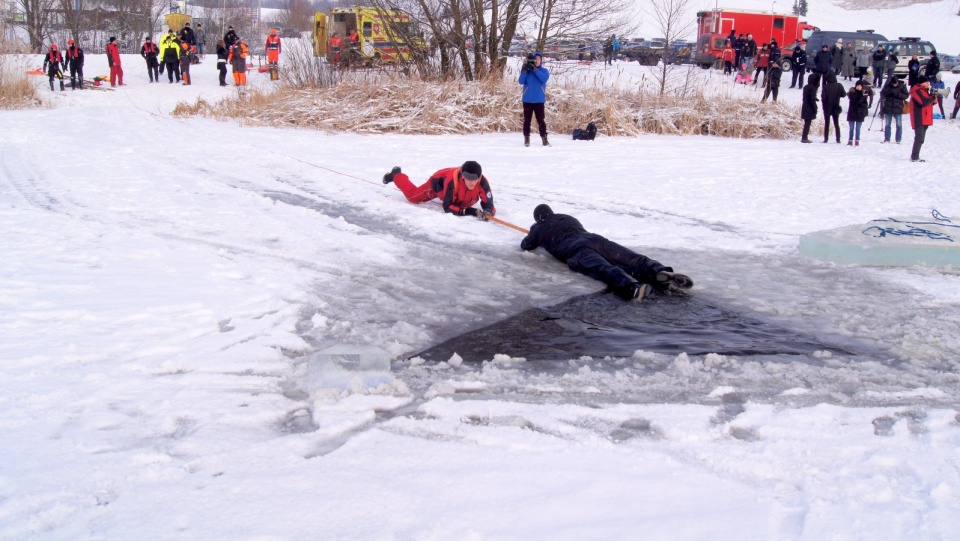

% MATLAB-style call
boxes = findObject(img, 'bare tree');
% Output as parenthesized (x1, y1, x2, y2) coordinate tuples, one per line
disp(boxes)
(269, 0, 313, 30)
(527, 0, 637, 56)
(645, 0, 697, 95)
(18, 0, 57, 52)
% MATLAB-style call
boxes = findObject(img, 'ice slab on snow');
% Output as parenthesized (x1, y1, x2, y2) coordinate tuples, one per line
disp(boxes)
(799, 215, 960, 268)
(304, 344, 392, 389)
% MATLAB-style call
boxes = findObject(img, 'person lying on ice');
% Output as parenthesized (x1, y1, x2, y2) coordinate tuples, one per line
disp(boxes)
(382, 161, 496, 219)
(520, 204, 693, 302)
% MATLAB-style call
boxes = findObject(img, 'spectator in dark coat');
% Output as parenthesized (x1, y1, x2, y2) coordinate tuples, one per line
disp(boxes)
(925, 50, 940, 82)
(880, 76, 909, 143)
(830, 39, 844, 74)
(821, 72, 845, 143)
(65, 39, 84, 90)
(951, 84, 960, 120)
(762, 62, 782, 103)
(789, 45, 806, 88)
(224, 26, 238, 49)
(520, 204, 693, 302)
(871, 45, 887, 87)
(846, 80, 871, 145)
(734, 34, 745, 68)
(814, 44, 833, 81)
(768, 38, 781, 64)
(909, 76, 937, 162)
(216, 40, 228, 86)
(907, 54, 921, 86)
(800, 73, 820, 143)
(741, 34, 757, 71)
(178, 23, 196, 46)
(885, 51, 899, 86)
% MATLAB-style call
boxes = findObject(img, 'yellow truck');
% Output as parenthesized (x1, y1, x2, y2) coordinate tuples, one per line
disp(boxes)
(313, 6, 424, 65)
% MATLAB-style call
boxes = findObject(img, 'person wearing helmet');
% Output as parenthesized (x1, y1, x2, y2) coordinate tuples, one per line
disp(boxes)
(65, 39, 84, 90)
(42, 43, 65, 91)
(520, 204, 693, 302)
(381, 161, 496, 219)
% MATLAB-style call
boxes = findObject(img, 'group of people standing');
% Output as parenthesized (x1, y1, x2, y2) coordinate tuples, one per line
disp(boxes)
(722, 32, 783, 102)
(41, 22, 276, 91)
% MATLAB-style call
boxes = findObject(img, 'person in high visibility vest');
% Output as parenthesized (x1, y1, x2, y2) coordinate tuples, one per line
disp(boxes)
(228, 37, 248, 86)
(328, 32, 343, 65)
(265, 28, 282, 65)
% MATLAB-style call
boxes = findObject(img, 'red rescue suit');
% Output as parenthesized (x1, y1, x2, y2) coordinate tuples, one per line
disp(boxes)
(266, 33, 281, 64)
(392, 167, 496, 216)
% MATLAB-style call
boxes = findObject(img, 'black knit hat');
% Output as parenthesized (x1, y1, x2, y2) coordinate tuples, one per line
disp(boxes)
(461, 161, 482, 181)
(533, 204, 554, 223)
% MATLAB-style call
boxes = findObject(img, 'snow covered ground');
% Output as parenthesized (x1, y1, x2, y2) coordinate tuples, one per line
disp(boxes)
(2, 47, 960, 539)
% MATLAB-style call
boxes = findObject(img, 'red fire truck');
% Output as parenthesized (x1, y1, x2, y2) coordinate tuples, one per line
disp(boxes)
(694, 9, 818, 68)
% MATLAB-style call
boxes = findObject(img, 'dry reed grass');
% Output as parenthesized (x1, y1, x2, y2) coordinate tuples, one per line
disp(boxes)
(0, 49, 43, 110)
(173, 71, 806, 140)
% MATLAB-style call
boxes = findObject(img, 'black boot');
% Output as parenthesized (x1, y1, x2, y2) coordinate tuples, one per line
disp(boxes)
(60, 80, 65, 91)
(524, 135, 530, 147)
(382, 166, 401, 185)
(541, 136, 550, 146)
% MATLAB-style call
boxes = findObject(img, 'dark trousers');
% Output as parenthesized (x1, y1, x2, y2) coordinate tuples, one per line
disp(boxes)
(146, 60, 159, 82)
(69, 66, 83, 88)
(522, 102, 547, 138)
(218, 63, 227, 85)
(762, 85, 779, 102)
(566, 234, 669, 298)
(911, 124, 928, 160)
(801, 118, 813, 141)
(823, 112, 840, 142)
(952, 99, 960, 119)
(165, 61, 180, 82)
(790, 68, 804, 88)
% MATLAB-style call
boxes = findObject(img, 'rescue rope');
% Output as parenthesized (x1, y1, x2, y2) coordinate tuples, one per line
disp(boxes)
(861, 209, 957, 242)
(262, 149, 381, 186)
(486, 215, 529, 234)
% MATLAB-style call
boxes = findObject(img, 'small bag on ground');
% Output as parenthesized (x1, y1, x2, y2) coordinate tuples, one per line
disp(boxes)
(572, 121, 597, 141)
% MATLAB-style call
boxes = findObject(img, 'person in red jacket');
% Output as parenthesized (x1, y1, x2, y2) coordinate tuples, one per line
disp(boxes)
(106, 36, 123, 86)
(382, 161, 496, 218)
(909, 76, 937, 162)
(328, 32, 343, 65)
(752, 43, 770, 86)
(721, 41, 735, 75)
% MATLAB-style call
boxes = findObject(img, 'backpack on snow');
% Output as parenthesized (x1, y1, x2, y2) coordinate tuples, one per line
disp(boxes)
(572, 121, 597, 141)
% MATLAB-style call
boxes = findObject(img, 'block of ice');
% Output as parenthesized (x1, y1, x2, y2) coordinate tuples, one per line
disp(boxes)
(799, 215, 960, 268)
(305, 343, 393, 389)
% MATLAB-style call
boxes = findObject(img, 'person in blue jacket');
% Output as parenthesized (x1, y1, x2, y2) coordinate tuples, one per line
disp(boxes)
(519, 51, 550, 147)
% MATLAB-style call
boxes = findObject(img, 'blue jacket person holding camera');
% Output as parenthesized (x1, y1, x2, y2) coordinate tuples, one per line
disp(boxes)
(519, 51, 550, 147)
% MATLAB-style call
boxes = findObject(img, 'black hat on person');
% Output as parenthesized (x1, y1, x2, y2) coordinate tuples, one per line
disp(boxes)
(461, 161, 482, 181)
(109, 36, 116, 42)
(533, 204, 554, 223)
(917, 75, 929, 84)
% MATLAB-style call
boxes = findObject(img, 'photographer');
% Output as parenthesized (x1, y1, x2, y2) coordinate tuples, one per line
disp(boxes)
(518, 52, 550, 147)
(880, 75, 908, 144)
(909, 76, 937, 162)
(845, 79, 870, 146)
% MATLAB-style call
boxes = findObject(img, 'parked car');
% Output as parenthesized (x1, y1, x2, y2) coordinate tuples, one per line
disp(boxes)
(805, 30, 888, 70)
(878, 37, 938, 78)
(953, 64, 960, 74)
(281, 28, 301, 39)
(937, 53, 959, 71)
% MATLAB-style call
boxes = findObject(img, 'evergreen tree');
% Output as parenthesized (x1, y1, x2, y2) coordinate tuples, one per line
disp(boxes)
(798, 0, 809, 16)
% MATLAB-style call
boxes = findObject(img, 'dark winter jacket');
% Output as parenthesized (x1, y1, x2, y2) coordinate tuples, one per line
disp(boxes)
(926, 55, 940, 80)
(766, 64, 782, 89)
(907, 58, 921, 86)
(42, 50, 63, 74)
(886, 52, 898, 73)
(141, 41, 159, 66)
(909, 84, 937, 129)
(846, 84, 870, 122)
(216, 44, 228, 65)
(179, 27, 196, 46)
(821, 73, 845, 117)
(519, 51, 549, 104)
(830, 45, 843, 72)
(801, 74, 820, 120)
(791, 48, 806, 71)
(871, 48, 886, 71)
(814, 48, 833, 74)
(881, 78, 909, 115)
(224, 29, 238, 48)
(65, 45, 84, 69)
(769, 43, 781, 64)
(741, 38, 757, 59)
